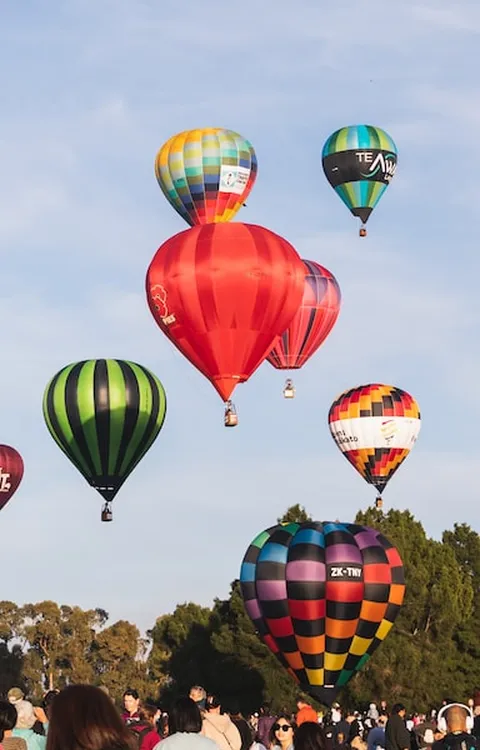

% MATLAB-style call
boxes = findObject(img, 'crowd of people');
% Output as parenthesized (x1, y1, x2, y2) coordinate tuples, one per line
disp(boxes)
(0, 684, 479, 750)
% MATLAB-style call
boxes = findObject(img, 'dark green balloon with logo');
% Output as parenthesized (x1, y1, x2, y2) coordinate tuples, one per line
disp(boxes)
(43, 359, 167, 521)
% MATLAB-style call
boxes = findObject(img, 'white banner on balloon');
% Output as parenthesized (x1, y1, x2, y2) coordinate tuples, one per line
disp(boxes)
(219, 165, 251, 194)
(329, 416, 421, 452)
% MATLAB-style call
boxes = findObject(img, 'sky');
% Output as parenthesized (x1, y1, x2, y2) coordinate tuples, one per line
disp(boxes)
(0, 0, 479, 636)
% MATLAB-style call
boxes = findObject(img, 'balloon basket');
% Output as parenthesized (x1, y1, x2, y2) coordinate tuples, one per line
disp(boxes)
(101, 502, 113, 522)
(359, 226, 367, 238)
(283, 379, 295, 399)
(224, 401, 238, 428)
(375, 496, 383, 510)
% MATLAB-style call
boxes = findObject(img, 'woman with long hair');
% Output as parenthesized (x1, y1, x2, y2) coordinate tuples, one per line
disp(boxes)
(157, 697, 217, 750)
(46, 685, 136, 750)
(294, 723, 327, 750)
(270, 716, 296, 750)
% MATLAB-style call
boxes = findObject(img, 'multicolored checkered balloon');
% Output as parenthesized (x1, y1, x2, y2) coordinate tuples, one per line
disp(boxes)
(240, 521, 405, 706)
(155, 128, 257, 226)
(328, 384, 421, 501)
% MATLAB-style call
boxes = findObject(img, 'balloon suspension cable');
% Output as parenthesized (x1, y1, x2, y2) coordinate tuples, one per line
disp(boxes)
(101, 501, 113, 522)
(359, 225, 367, 238)
(375, 496, 384, 510)
(224, 400, 238, 428)
(283, 378, 296, 399)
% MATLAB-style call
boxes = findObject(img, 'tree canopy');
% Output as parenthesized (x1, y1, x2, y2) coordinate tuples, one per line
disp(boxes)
(1, 507, 478, 711)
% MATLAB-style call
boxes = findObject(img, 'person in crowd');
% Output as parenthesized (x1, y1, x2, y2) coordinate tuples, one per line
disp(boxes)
(332, 714, 350, 745)
(129, 705, 162, 750)
(11, 701, 46, 750)
(270, 716, 296, 750)
(386, 705, 410, 750)
(368, 709, 380, 725)
(45, 684, 136, 750)
(154, 697, 216, 750)
(123, 691, 142, 726)
(333, 731, 349, 750)
(294, 722, 327, 750)
(296, 699, 318, 727)
(346, 713, 361, 742)
(367, 715, 387, 750)
(257, 706, 275, 748)
(189, 689, 207, 713)
(432, 705, 479, 750)
(331, 707, 342, 726)
(228, 701, 253, 750)
(0, 701, 27, 750)
(414, 715, 435, 749)
(201, 696, 241, 750)
(7, 692, 24, 709)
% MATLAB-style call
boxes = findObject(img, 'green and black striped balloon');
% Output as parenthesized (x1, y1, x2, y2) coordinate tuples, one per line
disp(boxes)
(43, 359, 167, 504)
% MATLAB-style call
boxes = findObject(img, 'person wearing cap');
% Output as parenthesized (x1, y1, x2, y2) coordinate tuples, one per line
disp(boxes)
(11, 701, 46, 750)
(7, 691, 24, 707)
(190, 688, 207, 713)
(201, 695, 241, 750)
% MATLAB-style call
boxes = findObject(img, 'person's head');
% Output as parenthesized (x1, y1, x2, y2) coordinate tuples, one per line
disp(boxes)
(123, 690, 140, 716)
(271, 716, 296, 747)
(169, 697, 202, 735)
(139, 704, 161, 727)
(46, 685, 136, 750)
(7, 688, 24, 706)
(294, 722, 326, 750)
(189, 687, 206, 711)
(444, 705, 470, 734)
(43, 691, 59, 721)
(15, 701, 37, 730)
(297, 697, 310, 710)
(391, 704, 406, 719)
(0, 700, 18, 742)
(378, 715, 388, 728)
(350, 738, 367, 750)
(336, 733, 345, 744)
(205, 695, 222, 715)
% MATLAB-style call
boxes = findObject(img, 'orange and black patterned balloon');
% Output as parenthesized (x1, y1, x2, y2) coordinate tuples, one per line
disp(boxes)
(240, 520, 405, 706)
(328, 384, 421, 496)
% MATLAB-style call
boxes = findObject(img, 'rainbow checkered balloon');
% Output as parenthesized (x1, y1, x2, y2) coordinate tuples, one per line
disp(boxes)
(240, 520, 405, 706)
(155, 128, 257, 226)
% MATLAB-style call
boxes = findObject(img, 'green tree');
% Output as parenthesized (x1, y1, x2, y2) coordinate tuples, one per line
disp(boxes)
(278, 504, 312, 524)
(91, 620, 149, 701)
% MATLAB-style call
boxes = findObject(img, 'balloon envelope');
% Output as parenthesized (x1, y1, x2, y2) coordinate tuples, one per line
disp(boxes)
(43, 359, 167, 503)
(328, 384, 420, 495)
(155, 128, 257, 226)
(146, 223, 306, 401)
(322, 125, 397, 225)
(0, 445, 24, 510)
(240, 520, 405, 705)
(267, 260, 341, 370)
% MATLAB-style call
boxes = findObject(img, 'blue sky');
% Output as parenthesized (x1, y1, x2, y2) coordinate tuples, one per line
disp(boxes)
(1, 0, 479, 635)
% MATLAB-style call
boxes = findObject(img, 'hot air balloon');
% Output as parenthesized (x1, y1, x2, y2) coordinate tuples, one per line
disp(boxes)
(155, 128, 257, 227)
(267, 260, 341, 398)
(43, 359, 167, 521)
(322, 125, 397, 237)
(240, 520, 405, 706)
(146, 223, 305, 426)
(328, 384, 420, 509)
(0, 445, 24, 511)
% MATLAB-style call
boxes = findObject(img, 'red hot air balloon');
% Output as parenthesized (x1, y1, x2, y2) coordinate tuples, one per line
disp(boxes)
(0, 445, 24, 510)
(267, 260, 341, 398)
(146, 223, 305, 426)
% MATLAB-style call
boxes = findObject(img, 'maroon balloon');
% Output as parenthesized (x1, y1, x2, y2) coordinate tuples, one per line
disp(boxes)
(0, 445, 24, 510)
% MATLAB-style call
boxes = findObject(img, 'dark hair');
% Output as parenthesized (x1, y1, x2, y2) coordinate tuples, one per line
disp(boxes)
(0, 701, 18, 742)
(123, 689, 139, 701)
(295, 723, 327, 750)
(139, 704, 159, 724)
(46, 685, 136, 750)
(391, 704, 406, 715)
(43, 691, 59, 716)
(169, 697, 202, 735)
(205, 695, 221, 711)
(270, 716, 296, 745)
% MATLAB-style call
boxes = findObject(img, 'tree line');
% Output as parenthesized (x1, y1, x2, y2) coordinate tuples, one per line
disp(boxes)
(1, 506, 479, 712)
